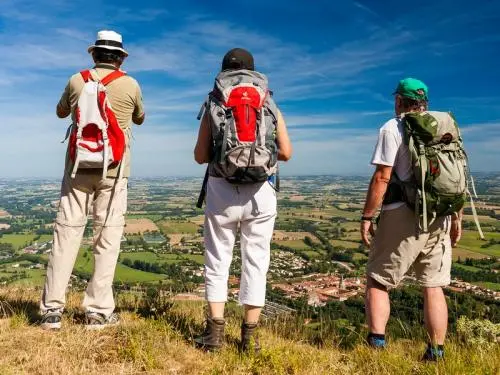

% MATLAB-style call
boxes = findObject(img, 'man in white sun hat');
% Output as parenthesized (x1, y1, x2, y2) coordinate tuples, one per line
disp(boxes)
(40, 30, 145, 330)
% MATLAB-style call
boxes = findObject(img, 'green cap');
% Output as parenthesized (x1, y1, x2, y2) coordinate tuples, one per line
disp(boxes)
(393, 78, 428, 101)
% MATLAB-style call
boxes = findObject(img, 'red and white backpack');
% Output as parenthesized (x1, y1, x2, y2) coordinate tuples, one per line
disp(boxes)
(68, 70, 126, 178)
(197, 69, 279, 184)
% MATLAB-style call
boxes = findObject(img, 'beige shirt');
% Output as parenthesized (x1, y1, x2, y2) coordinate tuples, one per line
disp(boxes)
(58, 63, 145, 178)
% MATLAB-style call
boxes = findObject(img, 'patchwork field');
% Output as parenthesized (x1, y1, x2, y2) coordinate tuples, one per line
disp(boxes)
(274, 239, 311, 250)
(0, 234, 51, 250)
(330, 239, 361, 249)
(272, 230, 319, 242)
(124, 218, 159, 234)
(158, 220, 200, 234)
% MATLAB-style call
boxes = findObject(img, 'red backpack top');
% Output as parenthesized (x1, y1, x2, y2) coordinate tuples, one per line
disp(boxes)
(68, 69, 126, 178)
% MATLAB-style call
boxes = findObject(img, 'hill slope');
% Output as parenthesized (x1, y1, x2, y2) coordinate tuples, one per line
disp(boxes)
(0, 287, 498, 375)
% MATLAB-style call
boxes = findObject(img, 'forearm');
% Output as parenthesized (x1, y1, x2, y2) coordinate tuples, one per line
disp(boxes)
(363, 175, 389, 217)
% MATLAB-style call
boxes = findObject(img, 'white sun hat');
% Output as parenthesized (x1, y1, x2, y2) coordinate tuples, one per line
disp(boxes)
(88, 30, 128, 57)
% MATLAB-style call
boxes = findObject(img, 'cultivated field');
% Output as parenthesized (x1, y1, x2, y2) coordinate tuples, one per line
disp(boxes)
(124, 218, 159, 234)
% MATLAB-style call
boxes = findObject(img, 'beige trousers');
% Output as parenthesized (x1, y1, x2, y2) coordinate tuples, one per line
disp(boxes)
(40, 172, 127, 317)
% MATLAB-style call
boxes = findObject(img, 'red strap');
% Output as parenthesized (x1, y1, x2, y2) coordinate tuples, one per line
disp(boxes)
(80, 70, 92, 83)
(101, 70, 126, 86)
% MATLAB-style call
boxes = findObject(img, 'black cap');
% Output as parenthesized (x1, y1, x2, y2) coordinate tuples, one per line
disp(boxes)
(221, 48, 254, 71)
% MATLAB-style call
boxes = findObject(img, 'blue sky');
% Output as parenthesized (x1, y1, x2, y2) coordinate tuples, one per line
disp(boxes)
(1, 0, 499, 178)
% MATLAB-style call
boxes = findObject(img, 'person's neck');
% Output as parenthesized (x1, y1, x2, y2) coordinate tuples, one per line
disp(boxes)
(94, 62, 120, 69)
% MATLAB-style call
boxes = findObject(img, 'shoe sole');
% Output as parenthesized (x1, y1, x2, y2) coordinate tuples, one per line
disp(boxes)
(41, 322, 61, 330)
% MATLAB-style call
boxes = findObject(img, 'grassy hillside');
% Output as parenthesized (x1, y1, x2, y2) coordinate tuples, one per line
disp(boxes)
(0, 287, 498, 375)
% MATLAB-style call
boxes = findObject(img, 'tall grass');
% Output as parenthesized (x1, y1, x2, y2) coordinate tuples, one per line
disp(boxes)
(0, 286, 498, 375)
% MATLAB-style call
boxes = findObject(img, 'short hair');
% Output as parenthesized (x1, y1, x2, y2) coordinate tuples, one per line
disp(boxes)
(400, 96, 428, 112)
(92, 47, 125, 65)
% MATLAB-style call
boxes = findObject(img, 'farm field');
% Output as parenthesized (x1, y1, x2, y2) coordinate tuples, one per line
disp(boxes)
(158, 220, 200, 234)
(124, 218, 159, 234)
(0, 234, 52, 250)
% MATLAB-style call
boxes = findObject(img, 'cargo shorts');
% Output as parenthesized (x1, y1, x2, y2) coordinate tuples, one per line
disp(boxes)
(366, 204, 452, 288)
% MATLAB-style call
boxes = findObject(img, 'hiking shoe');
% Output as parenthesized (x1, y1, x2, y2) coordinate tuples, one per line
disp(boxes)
(85, 312, 120, 331)
(422, 344, 444, 361)
(194, 317, 225, 351)
(367, 333, 386, 349)
(240, 321, 261, 353)
(40, 309, 62, 330)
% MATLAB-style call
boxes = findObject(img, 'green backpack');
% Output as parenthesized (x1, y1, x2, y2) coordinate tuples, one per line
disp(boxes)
(393, 111, 484, 237)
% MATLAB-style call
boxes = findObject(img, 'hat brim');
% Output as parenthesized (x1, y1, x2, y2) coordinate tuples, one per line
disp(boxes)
(88, 45, 128, 57)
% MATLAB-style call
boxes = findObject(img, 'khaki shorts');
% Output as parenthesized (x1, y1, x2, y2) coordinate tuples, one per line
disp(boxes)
(367, 205, 452, 288)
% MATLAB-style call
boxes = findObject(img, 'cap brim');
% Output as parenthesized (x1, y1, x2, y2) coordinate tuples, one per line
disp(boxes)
(88, 45, 128, 57)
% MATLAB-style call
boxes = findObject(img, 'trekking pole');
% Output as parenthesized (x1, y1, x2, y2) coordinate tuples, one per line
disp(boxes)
(196, 168, 209, 209)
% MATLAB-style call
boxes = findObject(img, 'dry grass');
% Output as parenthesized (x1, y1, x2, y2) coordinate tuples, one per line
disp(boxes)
(124, 218, 159, 235)
(0, 287, 498, 375)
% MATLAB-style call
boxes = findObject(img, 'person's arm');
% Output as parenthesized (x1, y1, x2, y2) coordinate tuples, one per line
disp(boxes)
(132, 83, 146, 125)
(276, 109, 292, 161)
(194, 113, 211, 164)
(56, 82, 71, 119)
(450, 208, 463, 247)
(360, 165, 392, 246)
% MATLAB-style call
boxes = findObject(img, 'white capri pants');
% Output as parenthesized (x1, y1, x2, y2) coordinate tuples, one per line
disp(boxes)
(204, 176, 277, 307)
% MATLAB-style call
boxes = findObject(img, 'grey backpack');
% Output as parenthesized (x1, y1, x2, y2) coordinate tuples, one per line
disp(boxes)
(197, 69, 279, 184)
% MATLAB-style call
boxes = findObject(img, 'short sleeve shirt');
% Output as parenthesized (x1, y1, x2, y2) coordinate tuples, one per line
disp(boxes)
(58, 63, 145, 178)
(371, 118, 412, 210)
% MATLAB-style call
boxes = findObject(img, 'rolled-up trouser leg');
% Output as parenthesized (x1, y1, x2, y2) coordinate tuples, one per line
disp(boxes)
(203, 177, 240, 303)
(82, 177, 127, 317)
(239, 182, 277, 307)
(40, 173, 95, 313)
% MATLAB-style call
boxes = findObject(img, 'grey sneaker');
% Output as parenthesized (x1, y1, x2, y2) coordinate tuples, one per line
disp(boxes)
(85, 312, 120, 331)
(41, 309, 62, 330)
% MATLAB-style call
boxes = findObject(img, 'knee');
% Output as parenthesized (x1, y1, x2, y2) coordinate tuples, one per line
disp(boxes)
(423, 286, 444, 298)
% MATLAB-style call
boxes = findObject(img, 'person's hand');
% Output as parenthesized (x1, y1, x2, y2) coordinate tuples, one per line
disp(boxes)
(450, 216, 462, 247)
(361, 219, 375, 247)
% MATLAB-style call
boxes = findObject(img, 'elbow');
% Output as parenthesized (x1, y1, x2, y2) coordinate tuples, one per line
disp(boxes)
(279, 147, 293, 162)
(133, 114, 145, 125)
(279, 153, 292, 162)
(194, 150, 207, 164)
(56, 105, 69, 119)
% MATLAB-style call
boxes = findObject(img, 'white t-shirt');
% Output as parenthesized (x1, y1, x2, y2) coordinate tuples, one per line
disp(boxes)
(371, 118, 412, 211)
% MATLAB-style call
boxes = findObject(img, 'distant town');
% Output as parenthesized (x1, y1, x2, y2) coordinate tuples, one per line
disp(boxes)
(0, 175, 499, 309)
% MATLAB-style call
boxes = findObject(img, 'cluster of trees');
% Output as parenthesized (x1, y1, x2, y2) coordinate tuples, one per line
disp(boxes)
(266, 285, 500, 348)
(480, 238, 500, 248)
(121, 258, 204, 284)
(452, 257, 500, 284)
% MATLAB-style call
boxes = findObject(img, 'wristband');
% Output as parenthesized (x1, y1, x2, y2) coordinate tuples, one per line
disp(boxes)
(361, 216, 374, 222)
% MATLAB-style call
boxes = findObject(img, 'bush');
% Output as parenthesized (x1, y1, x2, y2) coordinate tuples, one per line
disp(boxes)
(456, 316, 500, 348)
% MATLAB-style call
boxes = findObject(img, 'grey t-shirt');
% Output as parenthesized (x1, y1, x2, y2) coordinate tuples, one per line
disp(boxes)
(371, 117, 412, 211)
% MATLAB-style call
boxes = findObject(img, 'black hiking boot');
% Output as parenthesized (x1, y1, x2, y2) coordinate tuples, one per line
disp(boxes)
(194, 317, 225, 351)
(240, 321, 261, 353)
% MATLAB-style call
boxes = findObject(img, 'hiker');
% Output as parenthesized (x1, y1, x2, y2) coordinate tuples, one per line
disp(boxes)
(40, 30, 145, 330)
(360, 78, 478, 360)
(193, 48, 292, 351)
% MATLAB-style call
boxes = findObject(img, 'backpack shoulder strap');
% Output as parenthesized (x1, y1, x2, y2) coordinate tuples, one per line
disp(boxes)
(101, 70, 126, 86)
(80, 70, 93, 83)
